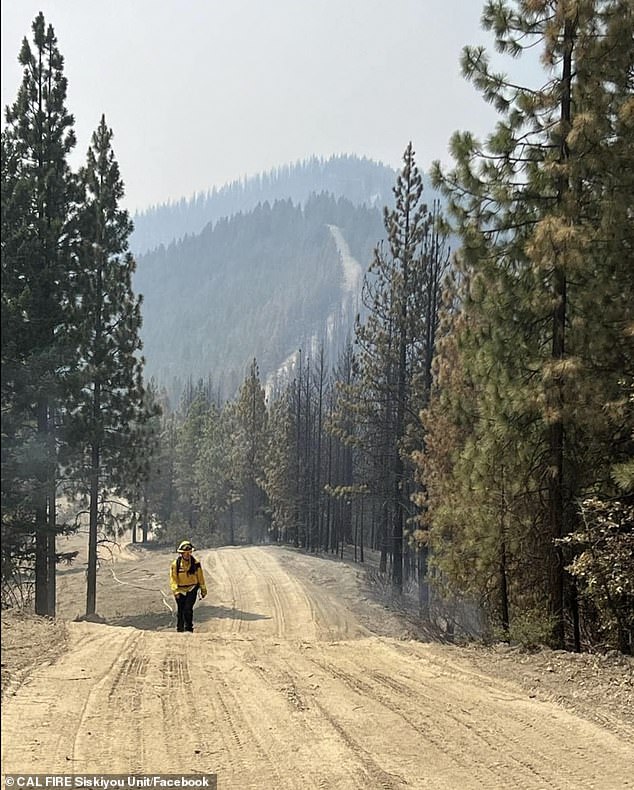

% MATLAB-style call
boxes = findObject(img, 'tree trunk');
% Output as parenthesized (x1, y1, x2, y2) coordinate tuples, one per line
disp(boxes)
(86, 437, 100, 616)
(392, 336, 407, 594)
(35, 399, 49, 615)
(418, 546, 429, 617)
(499, 538, 510, 637)
(47, 484, 56, 616)
(295, 352, 302, 549)
(379, 496, 389, 574)
(548, 15, 575, 649)
(86, 362, 102, 616)
(229, 500, 235, 546)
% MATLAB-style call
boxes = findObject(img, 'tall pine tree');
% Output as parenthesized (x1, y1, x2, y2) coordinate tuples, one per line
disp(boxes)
(350, 143, 449, 591)
(69, 115, 151, 616)
(2, 13, 77, 614)
(235, 360, 269, 543)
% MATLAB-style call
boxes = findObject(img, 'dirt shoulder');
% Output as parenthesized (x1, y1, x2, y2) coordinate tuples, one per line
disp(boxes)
(1, 608, 68, 699)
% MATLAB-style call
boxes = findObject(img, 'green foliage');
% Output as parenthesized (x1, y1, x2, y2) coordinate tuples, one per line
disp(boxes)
(145, 364, 271, 547)
(131, 154, 396, 255)
(495, 610, 559, 652)
(334, 144, 451, 589)
(263, 394, 297, 539)
(421, 0, 634, 651)
(69, 115, 152, 496)
(235, 360, 269, 543)
(612, 460, 634, 493)
(173, 388, 209, 534)
(560, 498, 634, 653)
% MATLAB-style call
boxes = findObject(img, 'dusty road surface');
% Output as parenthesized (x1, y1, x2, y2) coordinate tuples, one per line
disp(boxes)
(2, 544, 633, 789)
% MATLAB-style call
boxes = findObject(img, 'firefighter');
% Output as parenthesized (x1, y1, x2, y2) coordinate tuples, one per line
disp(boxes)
(169, 540, 207, 632)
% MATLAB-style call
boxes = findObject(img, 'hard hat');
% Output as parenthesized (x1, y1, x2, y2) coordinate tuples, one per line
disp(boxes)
(177, 540, 194, 552)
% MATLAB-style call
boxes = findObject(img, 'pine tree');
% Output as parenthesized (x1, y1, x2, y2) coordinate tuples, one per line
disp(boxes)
(327, 341, 363, 557)
(67, 115, 151, 616)
(235, 360, 269, 543)
(263, 391, 297, 543)
(1, 129, 35, 605)
(174, 387, 209, 536)
(126, 379, 163, 545)
(219, 400, 247, 545)
(195, 401, 235, 539)
(2, 13, 77, 614)
(353, 143, 449, 592)
(148, 404, 179, 532)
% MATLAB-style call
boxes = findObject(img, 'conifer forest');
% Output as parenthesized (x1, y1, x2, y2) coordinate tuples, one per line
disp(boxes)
(2, 1, 633, 656)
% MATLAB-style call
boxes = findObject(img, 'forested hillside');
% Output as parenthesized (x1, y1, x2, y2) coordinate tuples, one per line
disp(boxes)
(130, 155, 396, 255)
(134, 192, 385, 400)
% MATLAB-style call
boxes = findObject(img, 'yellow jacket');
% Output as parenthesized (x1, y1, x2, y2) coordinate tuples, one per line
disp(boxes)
(170, 555, 207, 597)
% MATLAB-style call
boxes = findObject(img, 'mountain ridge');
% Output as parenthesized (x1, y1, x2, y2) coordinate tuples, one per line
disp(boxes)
(130, 154, 396, 256)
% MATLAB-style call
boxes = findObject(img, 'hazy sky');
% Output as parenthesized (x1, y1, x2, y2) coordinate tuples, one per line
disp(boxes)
(2, 1, 520, 214)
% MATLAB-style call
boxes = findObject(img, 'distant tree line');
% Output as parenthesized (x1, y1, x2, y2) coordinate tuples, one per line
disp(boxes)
(1, 14, 155, 616)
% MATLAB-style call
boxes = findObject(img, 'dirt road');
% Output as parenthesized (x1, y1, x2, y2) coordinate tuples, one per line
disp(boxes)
(2, 545, 632, 789)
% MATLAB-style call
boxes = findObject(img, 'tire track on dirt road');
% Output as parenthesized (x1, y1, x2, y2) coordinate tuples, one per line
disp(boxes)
(1, 624, 139, 773)
(205, 548, 247, 633)
(303, 650, 488, 788)
(308, 696, 407, 790)
(388, 636, 634, 742)
(186, 636, 310, 790)
(233, 548, 315, 640)
(241, 550, 292, 638)
(159, 652, 202, 764)
(372, 636, 634, 784)
(70, 630, 152, 773)
(230, 643, 383, 789)
(236, 546, 368, 642)
(305, 641, 630, 790)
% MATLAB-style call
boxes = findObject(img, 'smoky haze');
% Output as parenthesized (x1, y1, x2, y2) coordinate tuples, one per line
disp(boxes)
(1, 0, 503, 214)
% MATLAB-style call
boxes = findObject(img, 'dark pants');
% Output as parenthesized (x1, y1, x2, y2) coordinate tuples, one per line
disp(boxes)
(175, 586, 198, 632)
